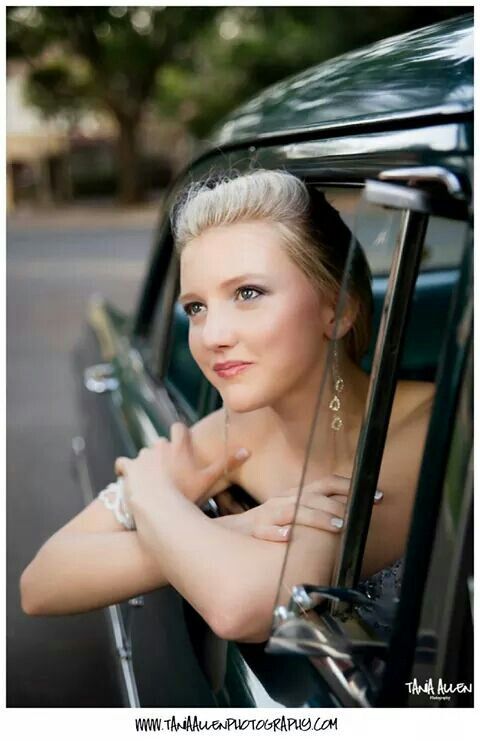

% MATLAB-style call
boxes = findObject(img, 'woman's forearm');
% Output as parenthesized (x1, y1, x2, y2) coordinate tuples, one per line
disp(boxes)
(20, 529, 170, 616)
(20, 510, 251, 616)
(134, 489, 289, 641)
(135, 487, 337, 642)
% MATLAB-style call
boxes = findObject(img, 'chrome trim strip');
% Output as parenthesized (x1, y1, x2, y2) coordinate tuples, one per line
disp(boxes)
(211, 106, 472, 151)
(106, 604, 141, 708)
(379, 166, 465, 198)
(71, 436, 141, 708)
(331, 198, 430, 594)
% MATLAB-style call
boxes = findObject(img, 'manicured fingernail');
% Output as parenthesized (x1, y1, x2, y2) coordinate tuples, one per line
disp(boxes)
(331, 517, 344, 529)
(278, 526, 291, 538)
(235, 448, 249, 460)
(374, 490, 384, 501)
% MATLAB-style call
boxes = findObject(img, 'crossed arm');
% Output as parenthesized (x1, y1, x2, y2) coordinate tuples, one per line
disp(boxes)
(19, 422, 338, 642)
(20, 494, 336, 642)
(128, 484, 337, 642)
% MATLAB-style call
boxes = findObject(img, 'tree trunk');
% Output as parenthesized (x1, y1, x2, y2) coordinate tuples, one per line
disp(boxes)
(116, 114, 144, 205)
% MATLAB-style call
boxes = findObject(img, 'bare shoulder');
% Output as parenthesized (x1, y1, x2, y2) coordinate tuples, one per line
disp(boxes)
(384, 379, 435, 456)
(394, 379, 435, 425)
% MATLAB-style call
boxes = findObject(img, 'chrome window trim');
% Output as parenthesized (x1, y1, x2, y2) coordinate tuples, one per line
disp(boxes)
(70, 436, 141, 708)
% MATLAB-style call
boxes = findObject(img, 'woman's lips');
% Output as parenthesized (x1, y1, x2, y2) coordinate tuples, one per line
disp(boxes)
(214, 363, 253, 378)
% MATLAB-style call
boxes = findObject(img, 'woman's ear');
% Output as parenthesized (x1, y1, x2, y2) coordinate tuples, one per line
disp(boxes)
(323, 294, 358, 340)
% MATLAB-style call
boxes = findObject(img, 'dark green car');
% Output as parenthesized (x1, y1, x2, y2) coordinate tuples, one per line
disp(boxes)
(73, 14, 473, 708)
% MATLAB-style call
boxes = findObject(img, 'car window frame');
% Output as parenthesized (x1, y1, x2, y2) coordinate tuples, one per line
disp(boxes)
(266, 175, 471, 707)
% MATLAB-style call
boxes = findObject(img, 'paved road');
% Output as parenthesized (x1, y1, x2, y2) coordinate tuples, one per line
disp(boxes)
(7, 208, 157, 706)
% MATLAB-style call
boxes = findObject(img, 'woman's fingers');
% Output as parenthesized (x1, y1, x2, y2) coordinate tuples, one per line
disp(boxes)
(295, 503, 346, 532)
(170, 421, 250, 481)
(301, 491, 347, 516)
(252, 504, 346, 540)
(225, 449, 250, 473)
(114, 456, 132, 476)
(271, 496, 345, 528)
(200, 448, 250, 490)
(252, 524, 291, 542)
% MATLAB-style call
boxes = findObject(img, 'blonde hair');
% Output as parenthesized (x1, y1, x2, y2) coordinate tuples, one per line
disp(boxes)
(171, 169, 373, 363)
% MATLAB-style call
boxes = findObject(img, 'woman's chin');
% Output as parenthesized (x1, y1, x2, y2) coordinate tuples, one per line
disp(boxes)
(222, 388, 268, 414)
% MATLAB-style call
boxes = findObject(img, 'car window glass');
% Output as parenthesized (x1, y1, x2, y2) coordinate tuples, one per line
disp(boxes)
(325, 187, 465, 274)
(273, 193, 397, 608)
(164, 295, 206, 415)
(137, 226, 176, 375)
(140, 237, 206, 415)
(273, 187, 452, 633)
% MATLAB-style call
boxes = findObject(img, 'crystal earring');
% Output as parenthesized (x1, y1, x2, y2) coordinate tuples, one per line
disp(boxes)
(329, 342, 344, 431)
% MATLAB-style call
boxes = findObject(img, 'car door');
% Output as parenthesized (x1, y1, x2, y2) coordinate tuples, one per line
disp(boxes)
(72, 132, 471, 707)
(139, 162, 465, 706)
(72, 220, 224, 708)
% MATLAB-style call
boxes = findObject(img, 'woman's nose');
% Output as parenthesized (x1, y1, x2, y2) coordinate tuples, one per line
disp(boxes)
(201, 305, 237, 349)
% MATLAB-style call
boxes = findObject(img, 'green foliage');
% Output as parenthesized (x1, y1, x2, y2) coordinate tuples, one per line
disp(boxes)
(25, 62, 92, 120)
(7, 6, 220, 121)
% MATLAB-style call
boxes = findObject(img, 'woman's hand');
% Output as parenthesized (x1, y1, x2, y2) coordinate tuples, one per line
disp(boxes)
(224, 476, 384, 542)
(114, 422, 250, 509)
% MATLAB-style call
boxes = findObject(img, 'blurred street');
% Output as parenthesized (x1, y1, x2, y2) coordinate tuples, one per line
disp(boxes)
(7, 203, 158, 706)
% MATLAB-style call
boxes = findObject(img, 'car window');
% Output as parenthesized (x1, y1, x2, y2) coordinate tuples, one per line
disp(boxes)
(164, 294, 207, 416)
(273, 184, 466, 631)
(136, 222, 176, 374)
(317, 187, 465, 382)
(322, 187, 465, 275)
(138, 223, 207, 417)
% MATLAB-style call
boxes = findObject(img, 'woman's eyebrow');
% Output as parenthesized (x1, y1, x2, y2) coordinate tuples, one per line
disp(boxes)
(179, 273, 267, 303)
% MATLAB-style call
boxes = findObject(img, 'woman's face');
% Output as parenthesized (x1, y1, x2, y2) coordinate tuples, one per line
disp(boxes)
(179, 221, 335, 413)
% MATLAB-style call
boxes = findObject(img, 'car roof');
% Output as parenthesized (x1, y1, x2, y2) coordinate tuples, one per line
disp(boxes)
(210, 14, 473, 150)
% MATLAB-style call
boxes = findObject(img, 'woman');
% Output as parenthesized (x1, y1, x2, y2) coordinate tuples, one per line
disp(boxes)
(20, 170, 434, 643)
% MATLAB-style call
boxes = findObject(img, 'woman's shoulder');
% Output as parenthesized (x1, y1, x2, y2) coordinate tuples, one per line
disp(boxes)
(389, 379, 435, 441)
(395, 379, 435, 420)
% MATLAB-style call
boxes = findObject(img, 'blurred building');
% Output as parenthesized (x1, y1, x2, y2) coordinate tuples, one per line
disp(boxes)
(6, 61, 194, 211)
(6, 60, 72, 210)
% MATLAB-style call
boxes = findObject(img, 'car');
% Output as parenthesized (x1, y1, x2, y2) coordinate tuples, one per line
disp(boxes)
(72, 13, 473, 708)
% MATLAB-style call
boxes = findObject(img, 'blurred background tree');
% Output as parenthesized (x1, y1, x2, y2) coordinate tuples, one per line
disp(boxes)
(7, 5, 467, 204)
(7, 6, 219, 203)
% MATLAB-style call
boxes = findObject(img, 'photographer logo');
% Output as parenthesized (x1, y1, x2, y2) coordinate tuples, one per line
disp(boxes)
(405, 678, 472, 701)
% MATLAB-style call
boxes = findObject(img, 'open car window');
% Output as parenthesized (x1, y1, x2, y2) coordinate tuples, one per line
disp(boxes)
(272, 182, 467, 638)
(327, 187, 466, 275)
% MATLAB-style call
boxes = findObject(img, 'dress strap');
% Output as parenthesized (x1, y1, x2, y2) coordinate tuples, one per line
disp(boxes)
(97, 477, 136, 530)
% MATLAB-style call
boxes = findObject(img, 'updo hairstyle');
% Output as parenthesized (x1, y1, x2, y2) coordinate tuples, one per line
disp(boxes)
(170, 169, 373, 364)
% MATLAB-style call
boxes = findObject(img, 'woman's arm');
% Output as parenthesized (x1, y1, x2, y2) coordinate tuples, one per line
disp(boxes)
(20, 420, 250, 616)
(19, 496, 260, 616)
(20, 419, 342, 619)
(131, 478, 337, 644)
(20, 528, 168, 616)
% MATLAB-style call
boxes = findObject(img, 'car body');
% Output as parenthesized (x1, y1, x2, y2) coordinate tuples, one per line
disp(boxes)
(72, 14, 473, 708)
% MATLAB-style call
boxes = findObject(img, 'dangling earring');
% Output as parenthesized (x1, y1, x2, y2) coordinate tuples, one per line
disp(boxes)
(329, 342, 344, 431)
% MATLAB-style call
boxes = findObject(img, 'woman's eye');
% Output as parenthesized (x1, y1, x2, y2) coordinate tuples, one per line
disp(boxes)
(236, 286, 263, 302)
(183, 302, 204, 317)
